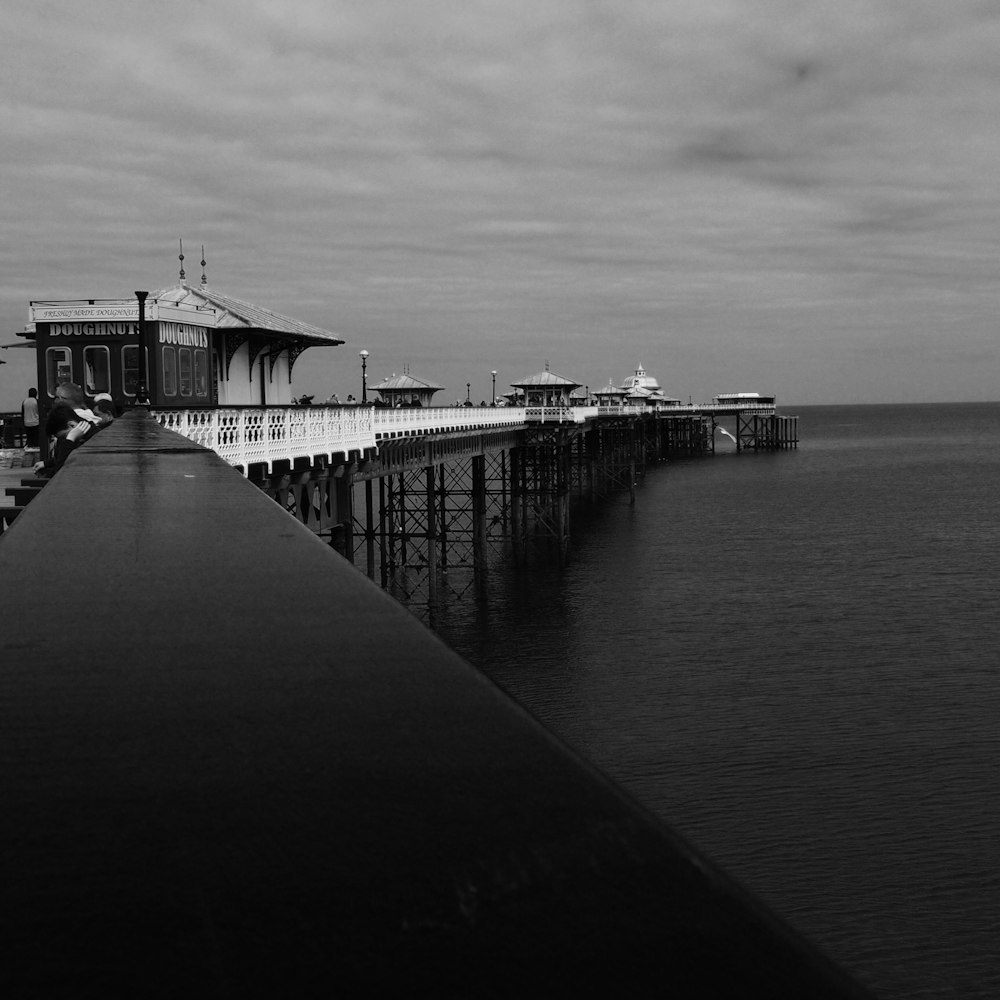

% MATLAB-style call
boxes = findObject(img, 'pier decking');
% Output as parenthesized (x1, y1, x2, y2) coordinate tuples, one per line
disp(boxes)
(151, 401, 796, 471)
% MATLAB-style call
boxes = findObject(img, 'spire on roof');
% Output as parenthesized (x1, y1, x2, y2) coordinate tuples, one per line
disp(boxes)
(178, 238, 186, 283)
(200, 246, 207, 289)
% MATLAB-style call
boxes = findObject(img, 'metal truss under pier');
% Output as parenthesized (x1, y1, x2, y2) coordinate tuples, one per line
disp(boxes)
(732, 412, 799, 452)
(245, 410, 779, 622)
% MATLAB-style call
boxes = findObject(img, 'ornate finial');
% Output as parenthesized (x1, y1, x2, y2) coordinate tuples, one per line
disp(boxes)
(544, 359, 550, 371)
(200, 245, 207, 287)
(178, 238, 186, 282)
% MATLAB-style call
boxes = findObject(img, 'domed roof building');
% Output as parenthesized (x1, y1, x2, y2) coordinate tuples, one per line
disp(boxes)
(621, 364, 659, 395)
(620, 364, 681, 407)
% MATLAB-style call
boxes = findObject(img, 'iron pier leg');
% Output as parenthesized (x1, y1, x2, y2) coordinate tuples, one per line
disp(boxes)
(556, 438, 571, 566)
(365, 479, 376, 580)
(386, 475, 398, 579)
(335, 472, 354, 564)
(398, 472, 409, 570)
(629, 425, 637, 505)
(510, 446, 524, 566)
(379, 476, 388, 587)
(437, 463, 448, 577)
(500, 449, 509, 534)
(425, 464, 438, 613)
(472, 454, 487, 600)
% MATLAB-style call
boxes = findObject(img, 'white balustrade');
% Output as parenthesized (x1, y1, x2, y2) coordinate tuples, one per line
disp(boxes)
(597, 403, 776, 415)
(153, 405, 526, 469)
(372, 406, 526, 438)
(524, 406, 596, 424)
(154, 401, 774, 470)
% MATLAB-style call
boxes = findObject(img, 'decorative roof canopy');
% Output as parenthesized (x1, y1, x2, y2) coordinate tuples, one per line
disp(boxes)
(510, 368, 581, 390)
(594, 379, 625, 398)
(153, 283, 344, 346)
(370, 372, 445, 392)
(621, 363, 661, 393)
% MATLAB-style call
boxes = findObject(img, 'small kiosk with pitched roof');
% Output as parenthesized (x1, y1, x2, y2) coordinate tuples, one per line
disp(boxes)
(18, 255, 344, 423)
(593, 379, 627, 407)
(370, 370, 444, 408)
(509, 365, 580, 408)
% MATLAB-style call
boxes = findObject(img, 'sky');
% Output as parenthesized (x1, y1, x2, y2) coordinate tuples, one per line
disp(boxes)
(2, 0, 1000, 410)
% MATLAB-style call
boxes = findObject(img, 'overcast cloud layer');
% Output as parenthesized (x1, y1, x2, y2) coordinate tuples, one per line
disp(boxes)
(2, 0, 999, 407)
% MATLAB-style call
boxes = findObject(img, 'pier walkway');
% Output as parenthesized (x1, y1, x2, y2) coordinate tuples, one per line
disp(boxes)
(152, 399, 793, 471)
(0, 412, 867, 998)
(3, 401, 798, 603)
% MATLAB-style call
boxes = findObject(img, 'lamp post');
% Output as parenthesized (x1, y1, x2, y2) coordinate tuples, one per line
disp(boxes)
(491, 370, 497, 405)
(134, 290, 149, 406)
(359, 349, 369, 404)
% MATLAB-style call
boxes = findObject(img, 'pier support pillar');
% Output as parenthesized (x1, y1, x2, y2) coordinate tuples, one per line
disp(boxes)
(472, 454, 487, 599)
(425, 465, 438, 612)
(335, 470, 354, 563)
(365, 479, 376, 580)
(556, 438, 571, 566)
(510, 446, 525, 566)
(379, 476, 389, 587)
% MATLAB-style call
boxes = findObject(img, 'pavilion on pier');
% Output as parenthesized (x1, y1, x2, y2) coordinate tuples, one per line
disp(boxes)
(370, 370, 444, 408)
(510, 366, 580, 407)
(620, 363, 680, 407)
(593, 379, 627, 407)
(17, 275, 344, 417)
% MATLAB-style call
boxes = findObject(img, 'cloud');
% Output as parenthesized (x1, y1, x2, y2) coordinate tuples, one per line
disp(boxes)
(3, 1, 1000, 407)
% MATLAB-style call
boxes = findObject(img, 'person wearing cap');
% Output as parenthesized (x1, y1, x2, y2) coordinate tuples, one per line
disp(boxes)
(52, 382, 105, 424)
(92, 392, 117, 425)
(34, 383, 108, 477)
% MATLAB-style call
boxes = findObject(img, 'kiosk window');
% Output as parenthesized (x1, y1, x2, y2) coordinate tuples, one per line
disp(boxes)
(178, 348, 193, 397)
(84, 346, 111, 394)
(162, 347, 177, 396)
(45, 347, 73, 397)
(194, 349, 208, 397)
(121, 346, 148, 397)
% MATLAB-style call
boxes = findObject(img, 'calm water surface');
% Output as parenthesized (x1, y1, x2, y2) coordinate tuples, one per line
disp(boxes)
(434, 403, 1000, 1000)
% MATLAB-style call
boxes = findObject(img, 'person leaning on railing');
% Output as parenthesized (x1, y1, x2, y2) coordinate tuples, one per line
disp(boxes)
(33, 383, 115, 478)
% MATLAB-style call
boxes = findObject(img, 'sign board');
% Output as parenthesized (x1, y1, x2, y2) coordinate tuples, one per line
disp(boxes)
(30, 299, 217, 326)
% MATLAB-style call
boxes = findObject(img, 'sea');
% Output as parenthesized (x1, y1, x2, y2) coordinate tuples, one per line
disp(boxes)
(432, 403, 1000, 1000)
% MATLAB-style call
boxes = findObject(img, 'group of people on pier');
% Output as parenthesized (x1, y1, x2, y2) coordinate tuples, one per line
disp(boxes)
(30, 382, 116, 476)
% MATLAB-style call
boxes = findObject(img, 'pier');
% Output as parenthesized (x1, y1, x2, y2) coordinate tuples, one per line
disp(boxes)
(3, 397, 797, 617)
(0, 412, 867, 998)
(4, 286, 797, 589)
(142, 400, 796, 614)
